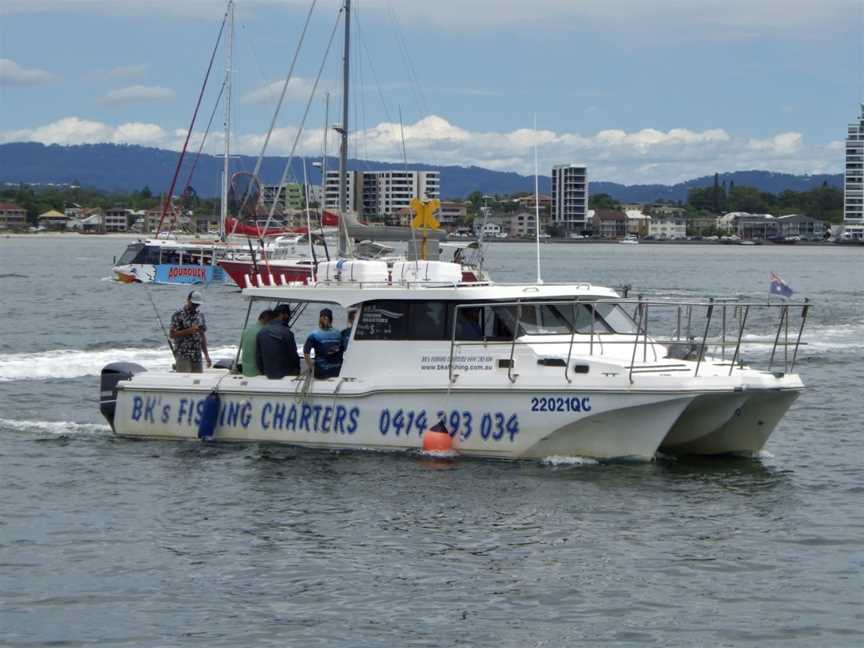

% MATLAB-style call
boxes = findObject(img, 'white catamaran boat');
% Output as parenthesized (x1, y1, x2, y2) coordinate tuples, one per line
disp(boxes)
(99, 1, 809, 461)
(99, 260, 809, 461)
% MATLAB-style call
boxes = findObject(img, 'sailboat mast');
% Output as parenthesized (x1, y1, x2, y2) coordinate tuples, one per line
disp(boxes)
(338, 0, 351, 256)
(534, 114, 543, 285)
(321, 92, 329, 209)
(221, 0, 234, 241)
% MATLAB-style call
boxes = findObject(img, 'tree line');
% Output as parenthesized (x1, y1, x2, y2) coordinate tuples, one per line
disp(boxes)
(686, 176, 842, 221)
(0, 184, 221, 223)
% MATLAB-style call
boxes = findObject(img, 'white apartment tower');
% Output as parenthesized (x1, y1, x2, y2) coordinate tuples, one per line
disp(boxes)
(324, 170, 440, 217)
(324, 171, 357, 212)
(844, 104, 864, 224)
(551, 164, 588, 232)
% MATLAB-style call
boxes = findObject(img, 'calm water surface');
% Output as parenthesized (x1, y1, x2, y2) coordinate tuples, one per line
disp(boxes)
(0, 237, 862, 646)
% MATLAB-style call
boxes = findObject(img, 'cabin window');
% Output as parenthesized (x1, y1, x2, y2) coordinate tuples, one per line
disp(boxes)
(452, 306, 484, 341)
(117, 243, 145, 265)
(143, 247, 161, 264)
(484, 301, 639, 337)
(591, 302, 639, 335)
(412, 301, 449, 339)
(489, 304, 572, 336)
(355, 301, 449, 340)
(356, 301, 409, 339)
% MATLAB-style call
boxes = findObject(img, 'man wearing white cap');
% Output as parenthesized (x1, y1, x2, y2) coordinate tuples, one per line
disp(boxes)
(169, 290, 211, 373)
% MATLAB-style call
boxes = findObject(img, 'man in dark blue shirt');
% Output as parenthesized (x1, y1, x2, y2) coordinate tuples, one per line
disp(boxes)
(256, 304, 300, 379)
(303, 308, 344, 379)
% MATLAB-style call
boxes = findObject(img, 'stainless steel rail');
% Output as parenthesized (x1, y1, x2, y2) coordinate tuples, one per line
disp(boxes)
(447, 296, 810, 385)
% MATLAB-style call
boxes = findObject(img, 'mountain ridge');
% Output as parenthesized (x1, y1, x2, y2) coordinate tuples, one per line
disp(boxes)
(0, 142, 843, 203)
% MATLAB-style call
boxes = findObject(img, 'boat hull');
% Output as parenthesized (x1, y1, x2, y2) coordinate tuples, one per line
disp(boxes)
(659, 389, 799, 456)
(110, 376, 697, 461)
(113, 263, 227, 285)
(218, 259, 312, 287)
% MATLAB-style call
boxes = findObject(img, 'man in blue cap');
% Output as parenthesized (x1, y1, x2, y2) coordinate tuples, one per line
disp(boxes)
(169, 290, 211, 373)
(303, 308, 343, 379)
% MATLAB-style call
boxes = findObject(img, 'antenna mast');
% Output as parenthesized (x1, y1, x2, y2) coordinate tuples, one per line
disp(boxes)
(220, 0, 234, 241)
(321, 92, 329, 210)
(534, 114, 543, 285)
(337, 0, 351, 257)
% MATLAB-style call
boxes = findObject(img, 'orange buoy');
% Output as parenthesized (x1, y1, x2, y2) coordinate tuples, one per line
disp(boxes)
(422, 422, 453, 453)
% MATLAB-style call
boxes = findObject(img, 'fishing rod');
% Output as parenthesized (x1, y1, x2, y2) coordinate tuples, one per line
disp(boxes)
(145, 287, 177, 359)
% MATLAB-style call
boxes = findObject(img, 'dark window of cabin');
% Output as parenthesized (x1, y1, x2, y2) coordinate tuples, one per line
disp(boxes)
(117, 243, 144, 265)
(143, 247, 162, 264)
(411, 301, 448, 340)
(355, 301, 409, 339)
(355, 301, 449, 340)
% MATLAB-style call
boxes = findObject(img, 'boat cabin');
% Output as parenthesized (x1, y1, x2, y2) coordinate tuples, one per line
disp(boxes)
(240, 260, 658, 387)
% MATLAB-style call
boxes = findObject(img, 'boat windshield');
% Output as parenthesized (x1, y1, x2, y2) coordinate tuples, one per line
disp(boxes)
(589, 302, 639, 335)
(488, 301, 639, 337)
(116, 243, 145, 265)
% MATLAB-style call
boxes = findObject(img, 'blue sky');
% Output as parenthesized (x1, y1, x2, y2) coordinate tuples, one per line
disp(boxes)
(0, 0, 861, 183)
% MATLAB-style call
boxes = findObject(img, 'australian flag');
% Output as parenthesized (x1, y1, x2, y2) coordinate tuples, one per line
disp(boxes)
(770, 272, 794, 298)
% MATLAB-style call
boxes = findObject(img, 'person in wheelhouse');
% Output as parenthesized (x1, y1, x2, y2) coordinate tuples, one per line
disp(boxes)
(303, 308, 344, 379)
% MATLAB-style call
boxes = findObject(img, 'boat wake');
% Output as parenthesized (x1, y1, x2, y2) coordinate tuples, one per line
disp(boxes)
(0, 346, 237, 382)
(0, 417, 110, 435)
(741, 322, 864, 355)
(541, 455, 599, 466)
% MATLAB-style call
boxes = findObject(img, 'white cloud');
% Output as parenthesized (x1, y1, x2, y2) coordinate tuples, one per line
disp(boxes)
(99, 85, 175, 104)
(0, 58, 54, 85)
(241, 78, 322, 104)
(89, 64, 150, 81)
(0, 114, 843, 184)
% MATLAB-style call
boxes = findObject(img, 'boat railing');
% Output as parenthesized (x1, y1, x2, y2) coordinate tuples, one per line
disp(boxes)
(448, 296, 810, 385)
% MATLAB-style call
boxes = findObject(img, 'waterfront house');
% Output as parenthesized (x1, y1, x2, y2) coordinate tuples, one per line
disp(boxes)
(508, 211, 538, 238)
(438, 201, 468, 231)
(104, 207, 131, 233)
(776, 214, 826, 240)
(37, 209, 70, 230)
(0, 202, 27, 230)
(686, 214, 722, 235)
(733, 214, 778, 240)
(593, 209, 627, 239)
(649, 216, 687, 240)
(73, 210, 104, 233)
(624, 209, 651, 237)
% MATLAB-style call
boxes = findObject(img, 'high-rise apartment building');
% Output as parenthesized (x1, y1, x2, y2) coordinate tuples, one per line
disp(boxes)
(261, 183, 306, 212)
(844, 104, 864, 224)
(324, 171, 357, 213)
(324, 170, 440, 217)
(551, 164, 588, 232)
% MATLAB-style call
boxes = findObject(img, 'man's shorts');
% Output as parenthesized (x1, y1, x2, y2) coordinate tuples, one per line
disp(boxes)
(175, 357, 203, 373)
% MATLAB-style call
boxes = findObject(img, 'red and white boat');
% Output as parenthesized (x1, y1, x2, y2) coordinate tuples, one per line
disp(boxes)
(219, 238, 488, 288)
(219, 208, 485, 287)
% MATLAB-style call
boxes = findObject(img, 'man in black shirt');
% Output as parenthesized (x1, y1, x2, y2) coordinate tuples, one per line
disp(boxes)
(256, 304, 300, 379)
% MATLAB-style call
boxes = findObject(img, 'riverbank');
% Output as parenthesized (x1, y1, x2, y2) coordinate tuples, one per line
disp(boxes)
(2, 231, 857, 247)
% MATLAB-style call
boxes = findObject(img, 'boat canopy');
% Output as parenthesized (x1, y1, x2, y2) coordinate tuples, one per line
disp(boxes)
(242, 282, 617, 308)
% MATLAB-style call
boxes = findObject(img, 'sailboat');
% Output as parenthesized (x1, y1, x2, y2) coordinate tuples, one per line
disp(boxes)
(111, 1, 254, 285)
